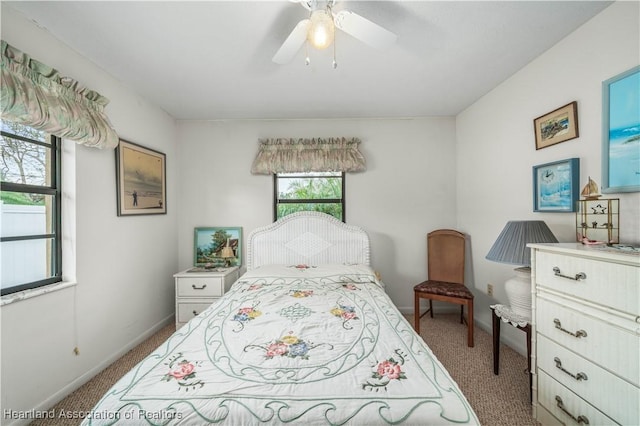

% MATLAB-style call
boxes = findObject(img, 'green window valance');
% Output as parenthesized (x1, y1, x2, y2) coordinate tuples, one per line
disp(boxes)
(250, 137, 366, 174)
(1, 40, 118, 149)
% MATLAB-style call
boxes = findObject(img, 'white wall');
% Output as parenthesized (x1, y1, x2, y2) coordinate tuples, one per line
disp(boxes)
(176, 118, 458, 310)
(0, 6, 178, 423)
(456, 1, 640, 353)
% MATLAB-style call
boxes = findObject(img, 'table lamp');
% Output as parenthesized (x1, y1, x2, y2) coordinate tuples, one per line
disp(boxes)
(220, 245, 235, 267)
(486, 220, 558, 320)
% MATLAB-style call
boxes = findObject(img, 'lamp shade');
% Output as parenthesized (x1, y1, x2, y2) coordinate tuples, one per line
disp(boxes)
(220, 247, 235, 259)
(486, 220, 558, 267)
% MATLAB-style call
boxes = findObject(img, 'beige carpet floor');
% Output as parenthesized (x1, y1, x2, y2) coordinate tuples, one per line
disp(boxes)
(409, 313, 536, 426)
(31, 313, 535, 425)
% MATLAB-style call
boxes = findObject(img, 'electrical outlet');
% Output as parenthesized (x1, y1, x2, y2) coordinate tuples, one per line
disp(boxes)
(487, 283, 494, 296)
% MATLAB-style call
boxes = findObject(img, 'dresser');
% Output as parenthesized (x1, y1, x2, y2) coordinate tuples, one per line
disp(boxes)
(173, 267, 239, 329)
(529, 243, 639, 425)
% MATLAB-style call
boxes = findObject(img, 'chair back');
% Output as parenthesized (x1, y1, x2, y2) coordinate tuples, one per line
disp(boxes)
(427, 229, 465, 285)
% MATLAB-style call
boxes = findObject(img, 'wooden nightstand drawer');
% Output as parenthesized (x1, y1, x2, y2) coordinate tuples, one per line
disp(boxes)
(176, 277, 223, 297)
(536, 297, 639, 385)
(535, 250, 639, 315)
(177, 302, 215, 323)
(538, 371, 617, 426)
(538, 334, 640, 425)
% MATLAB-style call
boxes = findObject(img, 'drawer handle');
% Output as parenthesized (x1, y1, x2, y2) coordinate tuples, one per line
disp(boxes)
(553, 319, 587, 338)
(554, 357, 588, 381)
(192, 284, 207, 290)
(555, 395, 590, 424)
(553, 267, 587, 281)
(192, 310, 199, 316)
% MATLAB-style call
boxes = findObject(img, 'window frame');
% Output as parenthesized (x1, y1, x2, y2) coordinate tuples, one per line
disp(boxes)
(273, 172, 346, 222)
(1, 127, 63, 296)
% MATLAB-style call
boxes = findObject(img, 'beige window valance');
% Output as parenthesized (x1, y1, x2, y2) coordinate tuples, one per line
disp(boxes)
(0, 40, 119, 149)
(250, 137, 366, 174)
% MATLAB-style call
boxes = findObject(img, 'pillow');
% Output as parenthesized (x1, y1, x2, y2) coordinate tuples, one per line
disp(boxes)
(240, 263, 383, 287)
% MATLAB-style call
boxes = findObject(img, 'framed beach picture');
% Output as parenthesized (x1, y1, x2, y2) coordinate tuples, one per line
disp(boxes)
(194, 227, 242, 267)
(533, 101, 579, 150)
(533, 158, 580, 212)
(602, 65, 640, 193)
(115, 139, 167, 216)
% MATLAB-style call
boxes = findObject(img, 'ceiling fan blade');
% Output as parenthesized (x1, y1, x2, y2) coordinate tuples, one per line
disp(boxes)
(272, 19, 311, 64)
(333, 10, 397, 49)
(290, 0, 313, 12)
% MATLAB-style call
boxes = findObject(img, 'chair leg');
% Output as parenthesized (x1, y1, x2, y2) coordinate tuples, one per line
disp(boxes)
(467, 300, 474, 347)
(459, 305, 464, 324)
(429, 300, 434, 318)
(414, 293, 420, 334)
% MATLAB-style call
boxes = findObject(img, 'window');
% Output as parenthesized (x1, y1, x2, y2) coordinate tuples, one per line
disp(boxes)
(1, 119, 62, 296)
(274, 172, 345, 221)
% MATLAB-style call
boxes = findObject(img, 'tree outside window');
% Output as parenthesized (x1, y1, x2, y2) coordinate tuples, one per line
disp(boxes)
(1, 119, 62, 295)
(274, 172, 345, 221)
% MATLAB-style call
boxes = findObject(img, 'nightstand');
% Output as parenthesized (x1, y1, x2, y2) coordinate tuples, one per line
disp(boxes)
(173, 267, 239, 329)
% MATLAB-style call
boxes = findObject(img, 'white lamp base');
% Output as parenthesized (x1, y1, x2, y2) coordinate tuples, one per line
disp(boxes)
(504, 267, 532, 321)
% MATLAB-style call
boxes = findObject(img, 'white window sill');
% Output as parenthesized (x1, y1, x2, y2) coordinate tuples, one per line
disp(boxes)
(0, 280, 77, 307)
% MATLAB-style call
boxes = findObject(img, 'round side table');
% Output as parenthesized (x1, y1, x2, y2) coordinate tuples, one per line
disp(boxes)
(490, 304, 531, 402)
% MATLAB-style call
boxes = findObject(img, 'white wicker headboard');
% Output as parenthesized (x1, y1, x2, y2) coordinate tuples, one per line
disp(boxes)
(246, 211, 370, 270)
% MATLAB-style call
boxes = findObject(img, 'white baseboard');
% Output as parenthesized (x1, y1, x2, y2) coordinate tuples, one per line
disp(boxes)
(4, 314, 174, 426)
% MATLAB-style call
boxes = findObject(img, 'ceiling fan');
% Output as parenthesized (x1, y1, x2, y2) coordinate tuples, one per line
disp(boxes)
(272, 0, 398, 67)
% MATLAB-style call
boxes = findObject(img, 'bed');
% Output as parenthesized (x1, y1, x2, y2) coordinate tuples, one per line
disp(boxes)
(82, 212, 479, 425)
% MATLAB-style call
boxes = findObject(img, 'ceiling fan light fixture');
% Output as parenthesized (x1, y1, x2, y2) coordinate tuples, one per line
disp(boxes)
(308, 9, 334, 49)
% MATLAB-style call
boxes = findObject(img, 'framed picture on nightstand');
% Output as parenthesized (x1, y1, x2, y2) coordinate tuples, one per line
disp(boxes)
(193, 227, 242, 267)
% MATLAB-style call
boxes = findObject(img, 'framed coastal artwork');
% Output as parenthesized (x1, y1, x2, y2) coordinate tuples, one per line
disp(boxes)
(193, 227, 242, 268)
(602, 65, 640, 193)
(115, 139, 167, 216)
(533, 101, 579, 150)
(533, 158, 580, 212)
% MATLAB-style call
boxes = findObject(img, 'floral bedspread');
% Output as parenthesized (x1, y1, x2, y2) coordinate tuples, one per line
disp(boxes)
(82, 264, 479, 425)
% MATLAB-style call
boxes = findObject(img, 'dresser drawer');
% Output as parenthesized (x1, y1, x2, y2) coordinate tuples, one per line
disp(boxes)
(535, 250, 639, 315)
(538, 371, 617, 426)
(177, 302, 215, 323)
(536, 298, 639, 386)
(538, 334, 639, 425)
(176, 277, 224, 297)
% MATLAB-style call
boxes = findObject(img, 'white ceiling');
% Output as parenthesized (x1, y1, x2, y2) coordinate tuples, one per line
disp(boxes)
(5, 1, 612, 120)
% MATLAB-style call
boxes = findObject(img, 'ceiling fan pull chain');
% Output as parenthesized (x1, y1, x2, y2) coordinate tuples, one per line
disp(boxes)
(305, 41, 311, 66)
(332, 14, 338, 69)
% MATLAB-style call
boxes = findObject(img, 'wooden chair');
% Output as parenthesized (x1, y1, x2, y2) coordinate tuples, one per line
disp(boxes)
(413, 229, 474, 347)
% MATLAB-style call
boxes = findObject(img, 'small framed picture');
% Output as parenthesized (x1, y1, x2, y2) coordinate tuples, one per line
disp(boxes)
(533, 101, 579, 150)
(115, 139, 166, 216)
(533, 158, 580, 212)
(602, 65, 640, 193)
(193, 227, 242, 267)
